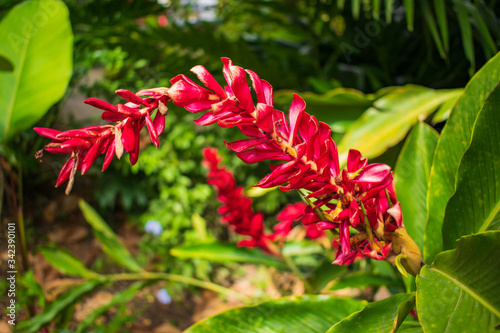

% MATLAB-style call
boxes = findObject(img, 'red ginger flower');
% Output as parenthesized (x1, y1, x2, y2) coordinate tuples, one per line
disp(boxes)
(202, 147, 273, 252)
(36, 58, 422, 274)
(35, 90, 168, 194)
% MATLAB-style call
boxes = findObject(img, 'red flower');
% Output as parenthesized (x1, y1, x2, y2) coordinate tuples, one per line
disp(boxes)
(36, 58, 422, 272)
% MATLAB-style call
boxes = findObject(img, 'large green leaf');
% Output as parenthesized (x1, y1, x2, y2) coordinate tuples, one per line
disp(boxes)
(0, 0, 73, 143)
(417, 231, 500, 333)
(40, 247, 99, 279)
(441, 83, 500, 249)
(16, 280, 101, 333)
(184, 295, 365, 333)
(337, 85, 460, 165)
(326, 293, 415, 333)
(170, 242, 286, 269)
(307, 259, 347, 292)
(423, 52, 500, 262)
(79, 199, 143, 273)
(394, 122, 439, 251)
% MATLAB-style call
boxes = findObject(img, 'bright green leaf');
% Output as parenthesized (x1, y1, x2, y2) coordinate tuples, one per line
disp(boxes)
(170, 242, 286, 269)
(403, 0, 414, 31)
(417, 231, 500, 332)
(442, 82, 500, 249)
(282, 241, 324, 257)
(40, 247, 99, 278)
(0, 0, 73, 143)
(394, 122, 439, 251)
(337, 85, 459, 165)
(423, 52, 500, 263)
(185, 295, 365, 333)
(431, 89, 462, 124)
(327, 293, 415, 333)
(79, 199, 143, 273)
(17, 280, 101, 333)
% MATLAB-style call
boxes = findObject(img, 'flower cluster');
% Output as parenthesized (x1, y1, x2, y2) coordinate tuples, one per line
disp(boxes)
(36, 58, 422, 273)
(202, 147, 325, 253)
(35, 89, 168, 194)
(202, 147, 272, 252)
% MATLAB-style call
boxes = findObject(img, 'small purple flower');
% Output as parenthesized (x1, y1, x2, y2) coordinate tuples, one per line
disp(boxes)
(157, 288, 172, 304)
(144, 220, 163, 236)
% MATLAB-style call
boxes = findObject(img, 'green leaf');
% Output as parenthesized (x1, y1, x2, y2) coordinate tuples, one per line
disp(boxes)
(442, 83, 500, 249)
(307, 259, 347, 292)
(423, 52, 500, 263)
(433, 0, 448, 52)
(326, 293, 415, 333)
(40, 247, 99, 278)
(372, 0, 381, 21)
(17, 280, 101, 333)
(465, 3, 497, 59)
(0, 0, 73, 143)
(352, 0, 361, 20)
(79, 199, 143, 273)
(431, 89, 462, 124)
(385, 0, 395, 23)
(170, 242, 286, 269)
(417, 231, 500, 333)
(420, 0, 446, 58)
(76, 281, 150, 332)
(454, 0, 475, 75)
(337, 85, 459, 164)
(403, 0, 414, 31)
(328, 272, 401, 291)
(281, 241, 324, 257)
(274, 88, 375, 134)
(185, 295, 365, 333)
(394, 122, 439, 251)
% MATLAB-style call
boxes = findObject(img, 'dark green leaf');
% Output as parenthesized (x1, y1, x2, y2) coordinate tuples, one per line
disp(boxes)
(424, 52, 500, 263)
(454, 0, 475, 74)
(420, 0, 446, 58)
(170, 242, 286, 269)
(79, 199, 143, 273)
(433, 0, 448, 52)
(326, 293, 415, 333)
(40, 247, 99, 278)
(307, 259, 347, 292)
(0, 55, 13, 72)
(17, 281, 101, 333)
(0, 0, 73, 143)
(185, 295, 365, 333)
(417, 231, 500, 332)
(442, 82, 500, 249)
(394, 122, 439, 251)
(465, 3, 497, 58)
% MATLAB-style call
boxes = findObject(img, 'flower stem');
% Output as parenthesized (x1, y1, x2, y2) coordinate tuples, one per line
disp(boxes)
(101, 272, 251, 303)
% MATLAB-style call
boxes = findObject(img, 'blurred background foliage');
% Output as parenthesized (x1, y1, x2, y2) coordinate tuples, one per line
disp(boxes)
(0, 0, 499, 330)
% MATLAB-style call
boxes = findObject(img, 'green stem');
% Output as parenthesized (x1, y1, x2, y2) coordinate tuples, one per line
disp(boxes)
(282, 253, 314, 294)
(16, 153, 29, 272)
(101, 272, 251, 303)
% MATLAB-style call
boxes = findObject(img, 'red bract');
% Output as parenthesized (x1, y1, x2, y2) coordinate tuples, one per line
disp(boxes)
(202, 147, 273, 253)
(273, 202, 325, 241)
(35, 90, 168, 194)
(36, 58, 422, 273)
